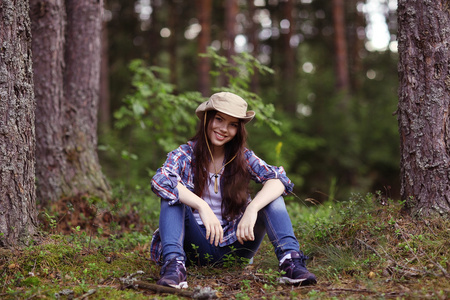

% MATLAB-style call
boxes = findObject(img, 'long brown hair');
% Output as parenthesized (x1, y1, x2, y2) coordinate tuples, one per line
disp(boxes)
(191, 110, 250, 220)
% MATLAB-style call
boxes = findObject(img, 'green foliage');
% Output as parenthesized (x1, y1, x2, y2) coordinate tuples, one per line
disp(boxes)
(290, 193, 449, 291)
(203, 48, 281, 136)
(2, 193, 449, 299)
(100, 50, 285, 192)
(114, 59, 203, 152)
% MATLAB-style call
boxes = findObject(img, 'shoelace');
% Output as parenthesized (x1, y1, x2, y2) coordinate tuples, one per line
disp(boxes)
(287, 254, 309, 268)
(162, 259, 184, 274)
(290, 257, 306, 268)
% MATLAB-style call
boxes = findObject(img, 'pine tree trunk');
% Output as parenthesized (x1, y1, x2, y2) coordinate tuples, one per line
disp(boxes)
(280, 0, 295, 82)
(31, 0, 111, 205)
(247, 0, 259, 93)
(0, 0, 38, 247)
(168, 0, 179, 90)
(332, 0, 349, 91)
(197, 0, 212, 96)
(397, 0, 450, 217)
(99, 18, 111, 133)
(279, 0, 296, 110)
(224, 0, 238, 59)
(63, 0, 110, 200)
(30, 0, 67, 205)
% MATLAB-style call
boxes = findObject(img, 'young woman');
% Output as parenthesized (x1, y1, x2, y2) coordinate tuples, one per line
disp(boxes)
(150, 92, 317, 289)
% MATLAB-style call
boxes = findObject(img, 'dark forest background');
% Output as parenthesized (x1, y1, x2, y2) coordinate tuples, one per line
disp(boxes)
(98, 0, 399, 204)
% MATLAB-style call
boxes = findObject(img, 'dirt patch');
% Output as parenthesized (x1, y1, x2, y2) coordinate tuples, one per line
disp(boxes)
(38, 195, 141, 236)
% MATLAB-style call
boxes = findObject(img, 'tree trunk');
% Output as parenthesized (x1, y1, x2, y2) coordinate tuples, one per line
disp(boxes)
(347, 0, 365, 92)
(168, 0, 179, 90)
(332, 0, 350, 91)
(0, 0, 38, 247)
(278, 0, 296, 110)
(224, 0, 238, 59)
(63, 0, 110, 200)
(197, 0, 212, 96)
(30, 0, 66, 205)
(247, 0, 259, 93)
(397, 0, 450, 217)
(280, 0, 295, 82)
(99, 17, 111, 132)
(31, 0, 111, 205)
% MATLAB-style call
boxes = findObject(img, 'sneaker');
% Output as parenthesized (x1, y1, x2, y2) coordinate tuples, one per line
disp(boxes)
(157, 258, 188, 289)
(279, 251, 317, 286)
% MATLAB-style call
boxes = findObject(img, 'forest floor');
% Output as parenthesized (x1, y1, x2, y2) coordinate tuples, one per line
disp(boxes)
(1, 193, 449, 299)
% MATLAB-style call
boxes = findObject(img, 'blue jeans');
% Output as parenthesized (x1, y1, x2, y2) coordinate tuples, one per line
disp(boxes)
(159, 196, 301, 266)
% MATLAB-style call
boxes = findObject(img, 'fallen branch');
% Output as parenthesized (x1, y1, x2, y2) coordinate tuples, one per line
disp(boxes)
(328, 287, 376, 294)
(132, 280, 193, 297)
(355, 238, 383, 259)
(119, 271, 217, 299)
(74, 289, 96, 300)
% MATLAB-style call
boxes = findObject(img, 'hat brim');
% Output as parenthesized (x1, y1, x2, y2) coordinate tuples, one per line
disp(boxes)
(195, 101, 255, 124)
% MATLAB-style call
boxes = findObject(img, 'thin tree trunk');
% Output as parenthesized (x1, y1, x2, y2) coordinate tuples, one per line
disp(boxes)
(397, 0, 450, 217)
(197, 0, 212, 96)
(247, 0, 259, 93)
(280, 0, 295, 82)
(0, 0, 38, 247)
(168, 0, 179, 90)
(332, 0, 350, 91)
(224, 0, 238, 59)
(279, 0, 296, 109)
(348, 0, 365, 92)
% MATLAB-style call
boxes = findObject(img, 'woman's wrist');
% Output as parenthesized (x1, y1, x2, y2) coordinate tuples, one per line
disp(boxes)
(245, 201, 260, 214)
(196, 200, 211, 213)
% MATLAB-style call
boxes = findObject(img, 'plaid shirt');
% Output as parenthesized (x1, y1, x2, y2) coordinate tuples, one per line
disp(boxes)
(150, 140, 294, 264)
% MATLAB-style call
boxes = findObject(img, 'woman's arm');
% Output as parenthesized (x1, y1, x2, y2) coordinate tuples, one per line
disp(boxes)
(176, 183, 224, 246)
(245, 149, 294, 195)
(236, 179, 285, 244)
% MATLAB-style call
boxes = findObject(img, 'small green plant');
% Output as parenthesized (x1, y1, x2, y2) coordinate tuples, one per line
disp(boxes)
(190, 243, 200, 265)
(203, 252, 213, 264)
(43, 212, 57, 233)
(258, 268, 283, 285)
(223, 253, 237, 268)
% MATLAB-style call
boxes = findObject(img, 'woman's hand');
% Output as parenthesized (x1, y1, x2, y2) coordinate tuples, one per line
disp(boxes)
(198, 202, 224, 246)
(236, 205, 258, 244)
(176, 182, 223, 246)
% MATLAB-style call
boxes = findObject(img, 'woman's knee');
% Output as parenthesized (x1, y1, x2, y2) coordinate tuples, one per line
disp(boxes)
(265, 196, 286, 211)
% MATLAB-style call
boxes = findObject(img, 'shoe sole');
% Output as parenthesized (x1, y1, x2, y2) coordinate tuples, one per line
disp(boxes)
(168, 281, 188, 289)
(279, 277, 307, 284)
(279, 276, 317, 286)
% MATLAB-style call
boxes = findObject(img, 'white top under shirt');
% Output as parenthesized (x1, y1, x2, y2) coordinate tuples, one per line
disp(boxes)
(193, 173, 226, 225)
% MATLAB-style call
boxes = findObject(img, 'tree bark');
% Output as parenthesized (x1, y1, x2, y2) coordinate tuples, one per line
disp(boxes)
(280, 0, 295, 82)
(31, 0, 111, 205)
(30, 0, 66, 205)
(168, 0, 179, 90)
(197, 0, 212, 96)
(332, 0, 350, 91)
(99, 17, 111, 132)
(397, 0, 450, 217)
(224, 0, 238, 59)
(0, 0, 38, 247)
(63, 0, 110, 200)
(247, 0, 259, 93)
(347, 0, 365, 92)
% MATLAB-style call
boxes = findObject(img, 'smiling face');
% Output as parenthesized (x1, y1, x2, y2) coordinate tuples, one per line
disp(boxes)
(207, 112, 240, 151)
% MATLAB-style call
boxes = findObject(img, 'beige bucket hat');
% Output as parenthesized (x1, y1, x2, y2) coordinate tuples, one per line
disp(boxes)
(195, 92, 255, 124)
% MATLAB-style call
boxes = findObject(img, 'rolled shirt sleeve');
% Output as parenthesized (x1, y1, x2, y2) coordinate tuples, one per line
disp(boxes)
(245, 148, 294, 195)
(151, 143, 194, 205)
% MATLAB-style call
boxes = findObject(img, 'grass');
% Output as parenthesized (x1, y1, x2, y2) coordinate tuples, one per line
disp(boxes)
(1, 192, 449, 299)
